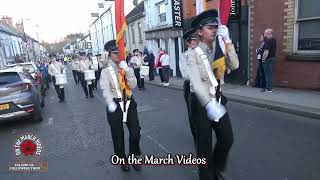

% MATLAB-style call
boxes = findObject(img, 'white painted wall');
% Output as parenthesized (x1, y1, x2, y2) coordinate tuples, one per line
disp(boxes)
(125, 16, 147, 53)
(89, 3, 116, 55)
(145, 0, 173, 30)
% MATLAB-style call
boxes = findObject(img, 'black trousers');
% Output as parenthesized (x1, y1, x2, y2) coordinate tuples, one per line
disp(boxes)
(159, 68, 164, 83)
(183, 80, 197, 147)
(79, 72, 93, 97)
(72, 70, 79, 84)
(190, 93, 233, 180)
(149, 67, 155, 80)
(134, 68, 144, 89)
(162, 65, 170, 83)
(94, 70, 102, 89)
(107, 98, 141, 158)
(52, 76, 65, 100)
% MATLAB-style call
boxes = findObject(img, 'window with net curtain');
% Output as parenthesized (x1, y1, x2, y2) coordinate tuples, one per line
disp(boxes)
(297, 0, 320, 51)
(159, 2, 166, 23)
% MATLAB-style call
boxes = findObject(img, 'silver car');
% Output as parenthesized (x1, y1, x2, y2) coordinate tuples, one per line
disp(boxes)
(0, 66, 43, 122)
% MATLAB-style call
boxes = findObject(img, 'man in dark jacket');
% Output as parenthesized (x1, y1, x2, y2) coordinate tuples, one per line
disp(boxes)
(147, 50, 155, 81)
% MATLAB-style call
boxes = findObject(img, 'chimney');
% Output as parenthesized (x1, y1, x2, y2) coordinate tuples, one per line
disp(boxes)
(1, 16, 13, 26)
(15, 22, 24, 32)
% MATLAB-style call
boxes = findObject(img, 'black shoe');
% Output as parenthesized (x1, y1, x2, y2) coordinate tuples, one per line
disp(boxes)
(59, 99, 63, 103)
(121, 164, 130, 172)
(90, 95, 95, 98)
(132, 164, 142, 171)
(85, 96, 89, 98)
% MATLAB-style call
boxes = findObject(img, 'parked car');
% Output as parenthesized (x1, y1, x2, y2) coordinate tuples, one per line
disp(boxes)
(0, 66, 43, 122)
(6, 62, 46, 97)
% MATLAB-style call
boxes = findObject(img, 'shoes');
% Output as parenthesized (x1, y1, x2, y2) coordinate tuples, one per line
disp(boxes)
(90, 95, 95, 98)
(59, 99, 64, 103)
(85, 96, 89, 98)
(121, 164, 130, 172)
(265, 90, 273, 93)
(163, 83, 169, 86)
(132, 164, 142, 171)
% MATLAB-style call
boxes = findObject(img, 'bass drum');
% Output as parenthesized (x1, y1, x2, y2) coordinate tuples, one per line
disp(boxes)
(140, 66, 149, 77)
(55, 74, 67, 85)
(84, 70, 96, 81)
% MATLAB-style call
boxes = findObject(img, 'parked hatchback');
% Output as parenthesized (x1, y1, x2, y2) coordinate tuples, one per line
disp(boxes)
(0, 66, 43, 122)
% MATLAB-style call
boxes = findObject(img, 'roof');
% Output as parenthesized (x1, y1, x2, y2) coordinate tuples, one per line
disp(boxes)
(126, 1, 145, 23)
(0, 20, 39, 43)
(0, 20, 21, 37)
(0, 66, 25, 73)
(89, 6, 112, 27)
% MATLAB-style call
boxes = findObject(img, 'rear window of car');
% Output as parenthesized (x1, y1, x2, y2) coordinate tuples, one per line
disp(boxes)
(21, 64, 36, 73)
(0, 72, 21, 86)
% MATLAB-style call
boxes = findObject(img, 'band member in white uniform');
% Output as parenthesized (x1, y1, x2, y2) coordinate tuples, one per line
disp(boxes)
(184, 10, 239, 180)
(129, 49, 146, 90)
(48, 54, 66, 103)
(100, 40, 142, 172)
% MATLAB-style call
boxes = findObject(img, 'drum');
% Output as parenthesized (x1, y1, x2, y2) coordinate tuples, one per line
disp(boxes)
(92, 57, 99, 71)
(140, 66, 149, 77)
(84, 70, 96, 81)
(55, 74, 67, 85)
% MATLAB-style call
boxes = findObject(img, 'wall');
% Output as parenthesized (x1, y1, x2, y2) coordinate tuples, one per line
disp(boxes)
(125, 16, 147, 53)
(90, 4, 116, 55)
(145, 0, 173, 30)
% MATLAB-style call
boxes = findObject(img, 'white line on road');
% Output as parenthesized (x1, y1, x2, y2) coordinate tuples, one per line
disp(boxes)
(48, 118, 54, 125)
(142, 130, 171, 154)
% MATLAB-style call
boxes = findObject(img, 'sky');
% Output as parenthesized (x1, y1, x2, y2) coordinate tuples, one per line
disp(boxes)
(0, 0, 138, 43)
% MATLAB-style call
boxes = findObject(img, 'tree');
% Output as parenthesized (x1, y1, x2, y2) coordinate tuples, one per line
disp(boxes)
(41, 33, 85, 54)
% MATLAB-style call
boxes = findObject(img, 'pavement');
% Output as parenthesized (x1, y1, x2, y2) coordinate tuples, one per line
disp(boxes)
(0, 68, 320, 180)
(145, 76, 320, 120)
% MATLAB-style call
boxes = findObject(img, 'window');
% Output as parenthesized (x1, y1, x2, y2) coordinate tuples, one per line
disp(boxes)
(138, 23, 142, 42)
(158, 2, 166, 23)
(131, 24, 135, 43)
(295, 0, 320, 52)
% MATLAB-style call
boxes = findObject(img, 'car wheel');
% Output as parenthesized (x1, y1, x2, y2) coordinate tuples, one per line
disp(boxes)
(34, 113, 43, 122)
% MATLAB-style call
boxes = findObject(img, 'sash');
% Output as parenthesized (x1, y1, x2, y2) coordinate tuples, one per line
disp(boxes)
(81, 61, 89, 70)
(108, 65, 131, 123)
(194, 47, 218, 96)
(107, 66, 122, 98)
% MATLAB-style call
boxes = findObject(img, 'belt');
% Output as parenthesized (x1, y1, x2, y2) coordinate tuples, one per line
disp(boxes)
(114, 97, 133, 102)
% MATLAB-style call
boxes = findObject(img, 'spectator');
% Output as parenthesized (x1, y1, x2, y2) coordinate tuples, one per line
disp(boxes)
(147, 50, 155, 81)
(160, 50, 170, 86)
(156, 48, 165, 84)
(262, 28, 277, 92)
(254, 34, 266, 89)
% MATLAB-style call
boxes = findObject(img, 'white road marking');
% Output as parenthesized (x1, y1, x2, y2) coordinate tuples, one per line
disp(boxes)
(48, 118, 54, 125)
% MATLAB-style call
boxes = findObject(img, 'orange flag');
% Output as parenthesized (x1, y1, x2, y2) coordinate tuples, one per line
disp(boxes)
(115, 0, 132, 97)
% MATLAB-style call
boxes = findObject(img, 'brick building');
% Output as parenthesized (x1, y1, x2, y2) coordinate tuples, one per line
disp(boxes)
(182, 0, 320, 90)
(249, 0, 320, 90)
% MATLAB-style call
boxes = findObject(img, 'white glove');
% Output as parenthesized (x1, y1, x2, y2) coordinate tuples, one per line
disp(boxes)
(205, 100, 227, 122)
(107, 101, 117, 113)
(119, 61, 129, 71)
(217, 25, 232, 44)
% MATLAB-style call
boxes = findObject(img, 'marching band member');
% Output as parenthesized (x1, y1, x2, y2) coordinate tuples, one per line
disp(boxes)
(78, 52, 94, 98)
(185, 10, 239, 180)
(71, 55, 80, 85)
(48, 54, 66, 103)
(180, 28, 200, 147)
(129, 49, 146, 90)
(100, 40, 142, 172)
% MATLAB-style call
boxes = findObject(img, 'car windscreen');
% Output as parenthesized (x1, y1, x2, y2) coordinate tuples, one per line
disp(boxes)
(0, 72, 21, 86)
